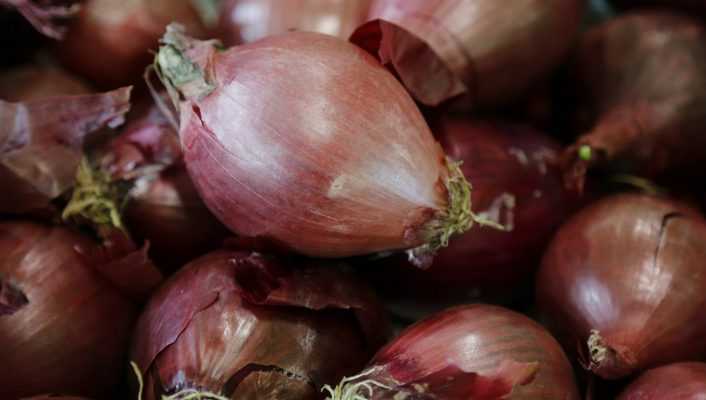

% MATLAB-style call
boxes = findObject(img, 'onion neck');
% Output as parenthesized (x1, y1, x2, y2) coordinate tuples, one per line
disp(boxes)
(321, 369, 392, 400)
(586, 329, 636, 379)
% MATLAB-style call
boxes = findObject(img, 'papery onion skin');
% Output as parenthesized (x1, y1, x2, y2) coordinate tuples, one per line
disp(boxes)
(130, 250, 388, 399)
(561, 11, 706, 191)
(0, 64, 90, 101)
(58, 0, 206, 88)
(156, 27, 476, 258)
(350, 0, 586, 107)
(333, 304, 579, 399)
(0, 0, 79, 39)
(617, 362, 706, 399)
(0, 221, 139, 398)
(537, 194, 706, 379)
(218, 0, 371, 45)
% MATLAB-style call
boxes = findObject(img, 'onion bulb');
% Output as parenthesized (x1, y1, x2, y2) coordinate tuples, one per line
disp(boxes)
(130, 250, 388, 399)
(152, 25, 492, 259)
(537, 194, 706, 379)
(617, 362, 706, 399)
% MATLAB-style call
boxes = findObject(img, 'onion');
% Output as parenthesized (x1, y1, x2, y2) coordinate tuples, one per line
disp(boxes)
(536, 193, 706, 379)
(130, 250, 388, 399)
(218, 0, 371, 45)
(325, 304, 580, 399)
(153, 25, 493, 259)
(349, 0, 586, 107)
(0, 87, 131, 215)
(0, 0, 79, 39)
(561, 11, 706, 191)
(617, 362, 706, 399)
(57, 0, 206, 88)
(0, 64, 90, 101)
(365, 118, 571, 304)
(0, 221, 160, 398)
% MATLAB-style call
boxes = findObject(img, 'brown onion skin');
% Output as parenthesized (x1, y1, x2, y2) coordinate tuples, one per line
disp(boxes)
(537, 194, 706, 380)
(365, 119, 571, 302)
(218, 0, 371, 45)
(352, 305, 580, 399)
(57, 0, 206, 88)
(0, 221, 138, 398)
(165, 31, 463, 258)
(562, 11, 706, 190)
(617, 362, 706, 399)
(130, 250, 388, 399)
(0, 65, 91, 101)
(350, 0, 586, 107)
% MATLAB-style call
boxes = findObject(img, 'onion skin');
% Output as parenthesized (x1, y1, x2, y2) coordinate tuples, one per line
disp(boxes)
(350, 0, 585, 107)
(130, 250, 388, 399)
(0, 0, 79, 39)
(617, 362, 706, 399)
(0, 221, 144, 398)
(330, 305, 579, 399)
(155, 27, 479, 258)
(537, 194, 706, 379)
(0, 65, 90, 101)
(0, 87, 131, 215)
(562, 11, 706, 191)
(58, 0, 206, 88)
(218, 0, 371, 45)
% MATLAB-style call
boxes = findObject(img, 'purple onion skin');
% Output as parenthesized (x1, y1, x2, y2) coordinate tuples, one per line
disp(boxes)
(617, 362, 706, 399)
(130, 250, 388, 399)
(537, 194, 706, 380)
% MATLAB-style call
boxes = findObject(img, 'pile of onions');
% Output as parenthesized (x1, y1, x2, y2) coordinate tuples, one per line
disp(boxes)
(617, 362, 706, 399)
(349, 0, 586, 107)
(218, 0, 371, 45)
(130, 250, 388, 399)
(562, 11, 706, 191)
(0, 0, 79, 39)
(0, 87, 131, 215)
(0, 64, 90, 101)
(365, 118, 572, 303)
(0, 221, 160, 398)
(57, 0, 207, 88)
(325, 304, 579, 399)
(153, 25, 490, 258)
(537, 194, 706, 379)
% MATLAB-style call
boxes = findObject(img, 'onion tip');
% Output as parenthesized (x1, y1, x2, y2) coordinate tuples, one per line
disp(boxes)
(321, 369, 392, 400)
(579, 145, 592, 161)
(130, 361, 229, 400)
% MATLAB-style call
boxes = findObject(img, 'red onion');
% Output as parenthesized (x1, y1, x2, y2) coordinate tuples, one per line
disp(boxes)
(537, 193, 706, 379)
(153, 26, 492, 259)
(57, 0, 206, 88)
(0, 87, 131, 215)
(130, 250, 388, 399)
(0, 0, 79, 39)
(0, 221, 160, 398)
(218, 0, 371, 45)
(325, 304, 580, 399)
(0, 64, 90, 101)
(562, 11, 706, 191)
(349, 0, 586, 107)
(617, 362, 706, 399)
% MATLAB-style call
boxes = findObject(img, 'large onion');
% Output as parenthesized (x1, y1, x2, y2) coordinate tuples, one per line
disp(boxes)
(350, 0, 586, 107)
(0, 64, 90, 101)
(153, 26, 490, 259)
(325, 304, 580, 399)
(617, 362, 706, 399)
(130, 250, 388, 399)
(0, 221, 159, 398)
(57, 0, 206, 88)
(537, 193, 706, 379)
(218, 0, 371, 45)
(561, 11, 706, 191)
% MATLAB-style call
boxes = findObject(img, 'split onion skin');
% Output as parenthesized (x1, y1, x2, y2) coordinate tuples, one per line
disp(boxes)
(0, 64, 91, 101)
(218, 0, 371, 45)
(0, 221, 139, 398)
(537, 194, 706, 379)
(157, 28, 474, 258)
(350, 0, 586, 107)
(57, 0, 207, 88)
(562, 11, 706, 190)
(335, 304, 580, 399)
(130, 250, 388, 399)
(617, 362, 706, 399)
